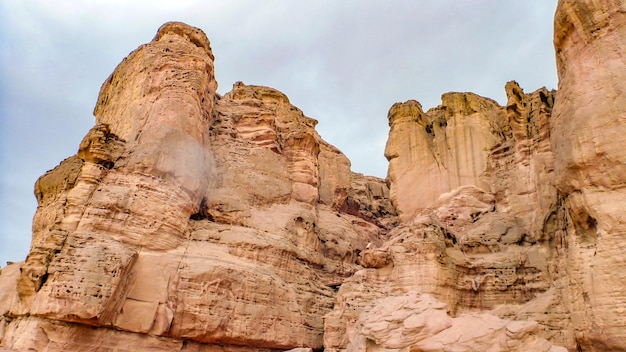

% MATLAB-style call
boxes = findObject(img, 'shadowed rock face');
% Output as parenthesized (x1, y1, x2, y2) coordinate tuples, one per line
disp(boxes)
(1, 0, 625, 350)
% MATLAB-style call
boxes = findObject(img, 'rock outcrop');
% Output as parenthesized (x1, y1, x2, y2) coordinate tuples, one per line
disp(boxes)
(323, 0, 626, 350)
(345, 292, 566, 352)
(385, 83, 556, 235)
(551, 0, 626, 350)
(325, 81, 571, 350)
(0, 22, 395, 351)
(2, 0, 626, 350)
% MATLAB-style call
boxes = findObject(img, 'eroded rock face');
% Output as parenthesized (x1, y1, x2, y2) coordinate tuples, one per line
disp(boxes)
(551, 1, 626, 350)
(385, 83, 557, 235)
(346, 292, 566, 352)
(2, 0, 625, 349)
(323, 0, 626, 350)
(0, 22, 395, 351)
(385, 94, 504, 221)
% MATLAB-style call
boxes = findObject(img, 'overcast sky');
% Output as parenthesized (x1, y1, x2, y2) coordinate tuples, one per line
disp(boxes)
(0, 0, 558, 265)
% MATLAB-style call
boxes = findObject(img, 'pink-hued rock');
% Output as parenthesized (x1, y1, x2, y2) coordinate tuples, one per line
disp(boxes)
(384, 93, 504, 222)
(384, 82, 557, 236)
(323, 1, 626, 347)
(2, 0, 626, 349)
(551, 0, 626, 350)
(344, 292, 565, 352)
(0, 22, 396, 351)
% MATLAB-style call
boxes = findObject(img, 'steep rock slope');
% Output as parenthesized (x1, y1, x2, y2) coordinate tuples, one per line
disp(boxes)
(325, 84, 571, 351)
(551, 0, 626, 350)
(0, 22, 395, 351)
(1, 0, 625, 350)
(324, 0, 626, 350)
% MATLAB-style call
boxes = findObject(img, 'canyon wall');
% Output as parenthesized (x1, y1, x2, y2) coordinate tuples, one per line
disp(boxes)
(326, 82, 571, 351)
(1, 0, 626, 351)
(551, 0, 626, 350)
(0, 22, 395, 351)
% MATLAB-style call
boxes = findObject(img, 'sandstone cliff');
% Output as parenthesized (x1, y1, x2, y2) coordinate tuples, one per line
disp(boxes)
(551, 0, 626, 350)
(1, 0, 625, 350)
(0, 22, 395, 351)
(325, 83, 570, 351)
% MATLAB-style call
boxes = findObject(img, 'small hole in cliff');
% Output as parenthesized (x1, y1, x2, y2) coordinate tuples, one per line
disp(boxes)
(586, 215, 597, 230)
(100, 161, 114, 169)
(539, 91, 550, 106)
(425, 123, 434, 136)
(445, 232, 457, 245)
(38, 273, 49, 291)
(190, 198, 213, 221)
(513, 88, 523, 102)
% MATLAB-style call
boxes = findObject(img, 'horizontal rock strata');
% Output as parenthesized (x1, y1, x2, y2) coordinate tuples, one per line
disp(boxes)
(2, 0, 626, 350)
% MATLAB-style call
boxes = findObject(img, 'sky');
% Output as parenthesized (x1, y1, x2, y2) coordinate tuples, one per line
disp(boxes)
(0, 0, 558, 265)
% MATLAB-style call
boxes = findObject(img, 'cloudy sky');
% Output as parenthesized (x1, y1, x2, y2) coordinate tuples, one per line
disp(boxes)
(0, 0, 558, 265)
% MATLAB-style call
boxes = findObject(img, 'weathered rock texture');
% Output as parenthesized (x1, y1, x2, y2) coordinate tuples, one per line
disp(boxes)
(325, 81, 571, 350)
(323, 0, 626, 350)
(345, 292, 566, 352)
(551, 0, 626, 350)
(1, 0, 625, 350)
(0, 22, 395, 351)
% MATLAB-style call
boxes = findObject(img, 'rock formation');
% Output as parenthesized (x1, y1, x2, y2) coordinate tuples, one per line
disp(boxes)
(1, 0, 625, 350)
(344, 292, 565, 352)
(325, 84, 571, 351)
(551, 0, 626, 350)
(0, 22, 395, 351)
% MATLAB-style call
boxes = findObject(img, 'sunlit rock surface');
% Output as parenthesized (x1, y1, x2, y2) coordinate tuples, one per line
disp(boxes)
(551, 0, 626, 350)
(0, 22, 394, 351)
(2, 0, 625, 350)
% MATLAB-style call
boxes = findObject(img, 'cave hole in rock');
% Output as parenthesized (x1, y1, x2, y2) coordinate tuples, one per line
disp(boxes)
(190, 197, 213, 221)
